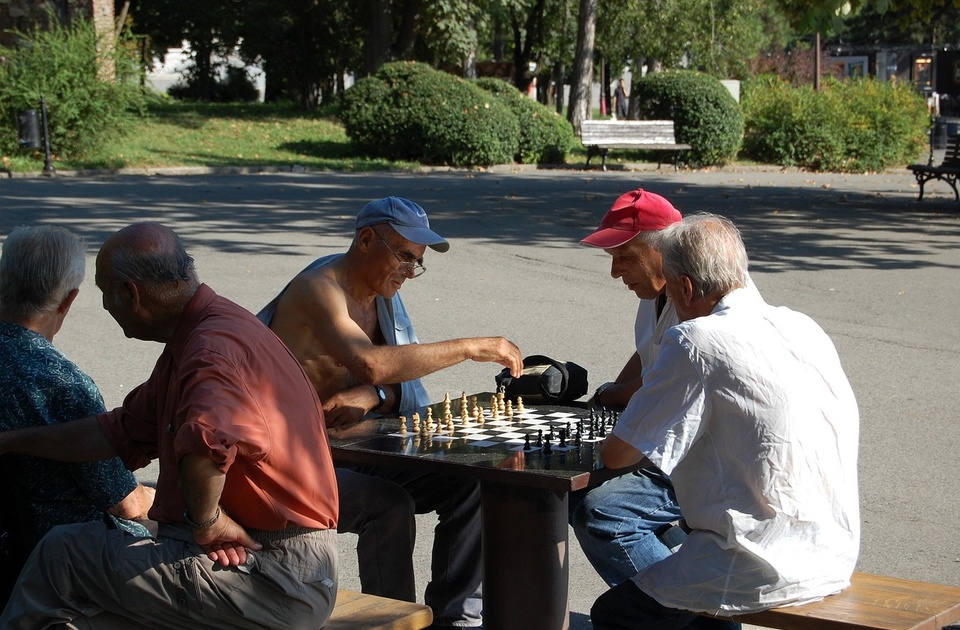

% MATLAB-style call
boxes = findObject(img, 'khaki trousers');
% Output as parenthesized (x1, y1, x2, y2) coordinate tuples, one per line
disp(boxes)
(0, 521, 337, 630)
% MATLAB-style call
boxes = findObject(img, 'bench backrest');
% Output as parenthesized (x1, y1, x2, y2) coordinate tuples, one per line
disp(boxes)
(580, 120, 677, 145)
(942, 135, 960, 167)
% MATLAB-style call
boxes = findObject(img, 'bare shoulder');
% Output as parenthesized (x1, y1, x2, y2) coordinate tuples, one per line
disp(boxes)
(284, 265, 345, 310)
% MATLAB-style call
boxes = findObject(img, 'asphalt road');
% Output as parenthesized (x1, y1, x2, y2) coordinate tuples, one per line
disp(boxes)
(2, 164, 958, 628)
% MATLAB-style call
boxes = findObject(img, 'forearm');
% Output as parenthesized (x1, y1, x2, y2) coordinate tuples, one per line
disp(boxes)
(179, 453, 226, 525)
(600, 434, 650, 470)
(358, 338, 490, 384)
(595, 353, 644, 409)
(0, 416, 116, 462)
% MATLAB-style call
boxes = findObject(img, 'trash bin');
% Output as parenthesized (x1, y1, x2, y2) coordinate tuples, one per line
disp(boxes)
(17, 109, 41, 150)
(931, 116, 960, 149)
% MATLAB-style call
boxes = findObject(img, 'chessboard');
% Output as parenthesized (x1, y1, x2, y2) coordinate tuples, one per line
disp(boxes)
(383, 390, 620, 455)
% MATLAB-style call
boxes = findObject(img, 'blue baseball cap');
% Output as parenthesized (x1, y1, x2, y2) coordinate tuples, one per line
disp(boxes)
(355, 197, 450, 253)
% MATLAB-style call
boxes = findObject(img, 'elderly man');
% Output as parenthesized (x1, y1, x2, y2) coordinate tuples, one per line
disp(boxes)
(0, 222, 339, 630)
(569, 188, 686, 588)
(592, 214, 860, 630)
(0, 226, 153, 599)
(259, 196, 522, 629)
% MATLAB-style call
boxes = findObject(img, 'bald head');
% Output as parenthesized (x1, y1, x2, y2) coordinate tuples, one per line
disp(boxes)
(96, 223, 200, 342)
(97, 222, 199, 297)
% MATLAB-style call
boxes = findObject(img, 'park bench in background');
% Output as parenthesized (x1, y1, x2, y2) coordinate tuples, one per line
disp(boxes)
(325, 589, 433, 630)
(712, 572, 960, 630)
(908, 136, 960, 201)
(580, 120, 691, 171)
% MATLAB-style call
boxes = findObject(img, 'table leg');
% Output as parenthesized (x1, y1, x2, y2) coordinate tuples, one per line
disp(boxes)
(480, 480, 569, 630)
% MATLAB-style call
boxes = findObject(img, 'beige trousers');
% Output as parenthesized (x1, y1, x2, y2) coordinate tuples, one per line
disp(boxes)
(0, 521, 337, 630)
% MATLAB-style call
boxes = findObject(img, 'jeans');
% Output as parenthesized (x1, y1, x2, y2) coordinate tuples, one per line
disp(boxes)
(592, 580, 741, 630)
(569, 467, 683, 587)
(338, 466, 483, 628)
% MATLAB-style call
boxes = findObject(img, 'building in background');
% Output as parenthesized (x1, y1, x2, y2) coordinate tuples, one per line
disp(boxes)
(0, 0, 113, 48)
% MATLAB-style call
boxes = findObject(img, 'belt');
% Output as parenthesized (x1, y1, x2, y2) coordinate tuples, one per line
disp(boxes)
(245, 526, 330, 544)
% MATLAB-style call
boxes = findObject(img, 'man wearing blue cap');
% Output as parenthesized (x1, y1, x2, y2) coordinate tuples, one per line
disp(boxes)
(259, 196, 523, 629)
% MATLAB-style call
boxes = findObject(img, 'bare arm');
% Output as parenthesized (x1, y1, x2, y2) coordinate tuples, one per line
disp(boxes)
(0, 416, 116, 461)
(179, 453, 261, 567)
(600, 434, 651, 470)
(594, 352, 645, 409)
(276, 273, 523, 388)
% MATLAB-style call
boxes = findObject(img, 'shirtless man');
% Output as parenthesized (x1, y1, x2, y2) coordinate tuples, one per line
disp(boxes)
(258, 196, 522, 629)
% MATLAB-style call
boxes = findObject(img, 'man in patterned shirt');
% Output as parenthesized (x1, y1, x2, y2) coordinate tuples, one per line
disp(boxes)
(0, 226, 153, 591)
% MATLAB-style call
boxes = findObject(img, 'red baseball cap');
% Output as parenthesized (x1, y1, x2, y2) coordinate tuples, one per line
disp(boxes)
(581, 189, 682, 249)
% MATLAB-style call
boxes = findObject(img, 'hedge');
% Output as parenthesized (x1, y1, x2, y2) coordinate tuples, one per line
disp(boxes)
(634, 70, 744, 167)
(341, 62, 519, 167)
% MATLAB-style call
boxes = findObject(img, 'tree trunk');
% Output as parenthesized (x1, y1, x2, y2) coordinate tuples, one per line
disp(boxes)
(394, 0, 422, 60)
(553, 62, 565, 114)
(566, 0, 597, 132)
(365, 0, 392, 74)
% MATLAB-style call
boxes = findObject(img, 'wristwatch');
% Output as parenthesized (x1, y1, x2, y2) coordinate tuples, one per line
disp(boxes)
(373, 385, 387, 410)
(593, 381, 615, 406)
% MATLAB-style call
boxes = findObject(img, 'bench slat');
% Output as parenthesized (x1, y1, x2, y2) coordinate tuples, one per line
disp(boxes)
(325, 590, 433, 630)
(724, 573, 960, 630)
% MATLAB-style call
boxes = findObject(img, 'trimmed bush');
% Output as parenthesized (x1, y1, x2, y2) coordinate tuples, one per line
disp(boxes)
(474, 78, 574, 164)
(0, 16, 144, 160)
(341, 62, 518, 167)
(741, 75, 929, 172)
(634, 70, 744, 167)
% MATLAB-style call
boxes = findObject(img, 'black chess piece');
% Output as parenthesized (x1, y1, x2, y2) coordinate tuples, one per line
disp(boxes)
(559, 429, 567, 448)
(536, 429, 543, 447)
(524, 433, 531, 451)
(543, 435, 552, 454)
(598, 421, 606, 437)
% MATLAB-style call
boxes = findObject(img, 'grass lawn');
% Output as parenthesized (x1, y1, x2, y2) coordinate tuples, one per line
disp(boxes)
(3, 100, 419, 173)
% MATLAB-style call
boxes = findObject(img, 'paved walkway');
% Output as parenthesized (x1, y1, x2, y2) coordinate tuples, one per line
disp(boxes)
(2, 166, 958, 628)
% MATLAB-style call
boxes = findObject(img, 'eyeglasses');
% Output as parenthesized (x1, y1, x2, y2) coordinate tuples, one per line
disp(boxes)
(374, 230, 426, 278)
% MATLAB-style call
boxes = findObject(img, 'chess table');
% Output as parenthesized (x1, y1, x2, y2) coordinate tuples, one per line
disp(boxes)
(327, 393, 633, 630)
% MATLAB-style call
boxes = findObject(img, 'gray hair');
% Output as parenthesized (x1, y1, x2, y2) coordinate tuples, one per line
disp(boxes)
(659, 213, 748, 299)
(0, 225, 86, 321)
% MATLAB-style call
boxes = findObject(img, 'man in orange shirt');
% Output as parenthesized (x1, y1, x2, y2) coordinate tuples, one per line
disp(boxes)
(0, 223, 339, 630)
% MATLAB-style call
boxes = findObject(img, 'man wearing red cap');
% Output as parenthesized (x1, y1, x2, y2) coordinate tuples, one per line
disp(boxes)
(570, 188, 686, 588)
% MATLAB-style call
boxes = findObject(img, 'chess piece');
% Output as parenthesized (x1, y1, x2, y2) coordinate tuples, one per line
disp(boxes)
(399, 415, 407, 434)
(412, 412, 421, 432)
(524, 433, 532, 451)
(516, 397, 525, 413)
(536, 429, 543, 447)
(559, 429, 567, 448)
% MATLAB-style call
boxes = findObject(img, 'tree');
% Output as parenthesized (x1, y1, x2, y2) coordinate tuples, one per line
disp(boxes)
(238, 0, 363, 107)
(120, 0, 240, 101)
(566, 0, 596, 131)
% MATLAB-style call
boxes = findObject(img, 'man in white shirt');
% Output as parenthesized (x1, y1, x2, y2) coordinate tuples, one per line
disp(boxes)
(593, 213, 860, 630)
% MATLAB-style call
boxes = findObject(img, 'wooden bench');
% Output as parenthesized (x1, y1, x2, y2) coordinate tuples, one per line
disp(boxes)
(580, 119, 691, 171)
(708, 573, 960, 630)
(908, 135, 960, 201)
(325, 590, 433, 630)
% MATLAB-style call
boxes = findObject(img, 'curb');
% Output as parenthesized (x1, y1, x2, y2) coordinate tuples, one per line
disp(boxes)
(1, 162, 914, 180)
